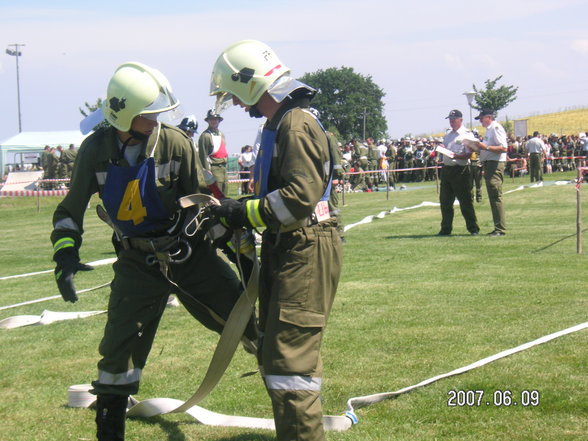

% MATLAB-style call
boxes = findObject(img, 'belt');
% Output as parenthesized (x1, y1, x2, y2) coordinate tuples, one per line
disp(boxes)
(121, 235, 179, 253)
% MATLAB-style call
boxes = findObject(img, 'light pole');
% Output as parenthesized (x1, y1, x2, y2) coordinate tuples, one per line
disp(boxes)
(463, 91, 476, 130)
(362, 107, 367, 141)
(6, 43, 25, 133)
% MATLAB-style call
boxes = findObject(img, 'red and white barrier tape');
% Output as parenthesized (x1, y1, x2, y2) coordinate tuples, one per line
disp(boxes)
(1, 189, 69, 197)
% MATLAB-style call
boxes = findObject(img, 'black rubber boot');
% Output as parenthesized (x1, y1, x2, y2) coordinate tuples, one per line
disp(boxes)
(95, 394, 128, 441)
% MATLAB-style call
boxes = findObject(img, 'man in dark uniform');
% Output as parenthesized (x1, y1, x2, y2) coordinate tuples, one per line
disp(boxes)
(438, 109, 479, 236)
(50, 62, 256, 441)
(209, 40, 343, 441)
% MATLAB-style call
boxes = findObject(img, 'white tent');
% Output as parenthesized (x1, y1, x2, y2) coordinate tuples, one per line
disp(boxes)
(0, 131, 88, 177)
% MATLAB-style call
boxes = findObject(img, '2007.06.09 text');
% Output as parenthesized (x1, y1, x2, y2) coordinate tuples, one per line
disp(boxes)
(447, 390, 540, 407)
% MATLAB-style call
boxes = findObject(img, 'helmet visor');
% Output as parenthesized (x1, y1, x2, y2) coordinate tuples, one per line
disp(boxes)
(213, 92, 235, 115)
(143, 85, 180, 114)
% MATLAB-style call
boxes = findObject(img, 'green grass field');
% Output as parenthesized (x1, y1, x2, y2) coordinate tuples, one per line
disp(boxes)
(0, 172, 586, 440)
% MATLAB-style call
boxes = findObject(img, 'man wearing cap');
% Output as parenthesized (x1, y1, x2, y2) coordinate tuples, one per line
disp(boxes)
(467, 109, 508, 236)
(525, 131, 546, 182)
(437, 109, 479, 236)
(198, 109, 229, 194)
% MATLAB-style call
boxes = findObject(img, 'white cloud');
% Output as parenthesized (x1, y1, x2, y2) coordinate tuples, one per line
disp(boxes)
(443, 54, 465, 71)
(571, 40, 588, 55)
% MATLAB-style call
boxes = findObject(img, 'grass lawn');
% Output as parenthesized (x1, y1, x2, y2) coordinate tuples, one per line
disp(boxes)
(0, 172, 586, 440)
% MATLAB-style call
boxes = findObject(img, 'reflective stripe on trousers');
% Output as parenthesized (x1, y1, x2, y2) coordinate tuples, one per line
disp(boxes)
(265, 374, 322, 392)
(98, 368, 142, 385)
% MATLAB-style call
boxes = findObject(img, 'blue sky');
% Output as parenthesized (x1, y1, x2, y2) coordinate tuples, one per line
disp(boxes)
(1, 0, 587, 153)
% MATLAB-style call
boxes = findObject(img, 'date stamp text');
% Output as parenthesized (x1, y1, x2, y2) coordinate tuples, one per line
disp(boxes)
(447, 389, 540, 407)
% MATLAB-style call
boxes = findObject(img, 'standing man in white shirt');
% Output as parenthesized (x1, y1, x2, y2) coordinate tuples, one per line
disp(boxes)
(468, 109, 508, 236)
(437, 109, 480, 236)
(525, 131, 546, 182)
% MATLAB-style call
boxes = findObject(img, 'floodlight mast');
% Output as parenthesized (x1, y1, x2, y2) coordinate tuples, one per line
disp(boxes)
(6, 43, 25, 133)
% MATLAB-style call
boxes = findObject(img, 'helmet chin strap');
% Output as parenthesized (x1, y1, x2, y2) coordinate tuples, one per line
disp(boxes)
(129, 129, 150, 142)
(248, 105, 264, 119)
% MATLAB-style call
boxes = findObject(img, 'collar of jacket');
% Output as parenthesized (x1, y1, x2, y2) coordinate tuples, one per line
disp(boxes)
(265, 95, 312, 131)
(104, 125, 165, 165)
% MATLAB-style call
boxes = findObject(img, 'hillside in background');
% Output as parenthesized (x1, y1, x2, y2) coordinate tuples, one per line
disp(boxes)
(430, 106, 588, 138)
(515, 107, 587, 136)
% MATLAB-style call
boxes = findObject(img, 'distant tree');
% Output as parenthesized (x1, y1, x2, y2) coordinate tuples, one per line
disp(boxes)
(472, 76, 518, 116)
(79, 98, 110, 131)
(298, 67, 387, 141)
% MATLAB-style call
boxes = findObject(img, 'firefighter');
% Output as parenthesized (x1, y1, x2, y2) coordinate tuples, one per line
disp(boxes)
(208, 40, 343, 441)
(50, 61, 256, 441)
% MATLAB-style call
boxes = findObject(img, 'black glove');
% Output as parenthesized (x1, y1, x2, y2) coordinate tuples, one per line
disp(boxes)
(53, 248, 94, 303)
(211, 198, 250, 230)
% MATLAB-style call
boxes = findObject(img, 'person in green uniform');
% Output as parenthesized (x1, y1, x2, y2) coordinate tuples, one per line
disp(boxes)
(467, 109, 508, 236)
(367, 137, 379, 189)
(353, 140, 371, 190)
(59, 144, 78, 186)
(45, 147, 59, 189)
(469, 130, 483, 202)
(198, 109, 229, 194)
(50, 62, 256, 441)
(209, 40, 343, 441)
(40, 145, 52, 188)
(385, 141, 397, 189)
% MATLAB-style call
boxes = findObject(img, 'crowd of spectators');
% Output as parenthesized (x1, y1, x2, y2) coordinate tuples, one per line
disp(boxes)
(504, 132, 588, 178)
(334, 131, 588, 192)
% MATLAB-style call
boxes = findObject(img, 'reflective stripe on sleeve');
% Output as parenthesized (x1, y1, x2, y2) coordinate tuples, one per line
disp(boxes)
(98, 368, 142, 385)
(266, 190, 297, 226)
(265, 374, 322, 392)
(245, 199, 266, 229)
(155, 160, 181, 179)
(54, 217, 81, 232)
(53, 237, 76, 253)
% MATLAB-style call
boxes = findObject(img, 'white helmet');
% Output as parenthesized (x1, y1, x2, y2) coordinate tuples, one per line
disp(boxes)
(209, 40, 290, 112)
(102, 61, 179, 131)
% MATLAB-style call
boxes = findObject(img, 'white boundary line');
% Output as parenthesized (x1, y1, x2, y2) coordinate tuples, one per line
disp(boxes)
(0, 283, 111, 312)
(0, 258, 116, 281)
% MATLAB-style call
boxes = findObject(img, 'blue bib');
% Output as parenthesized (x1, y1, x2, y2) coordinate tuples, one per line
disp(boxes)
(253, 111, 332, 200)
(102, 157, 170, 237)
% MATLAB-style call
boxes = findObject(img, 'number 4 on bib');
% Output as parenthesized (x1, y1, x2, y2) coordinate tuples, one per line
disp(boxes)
(117, 179, 147, 225)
